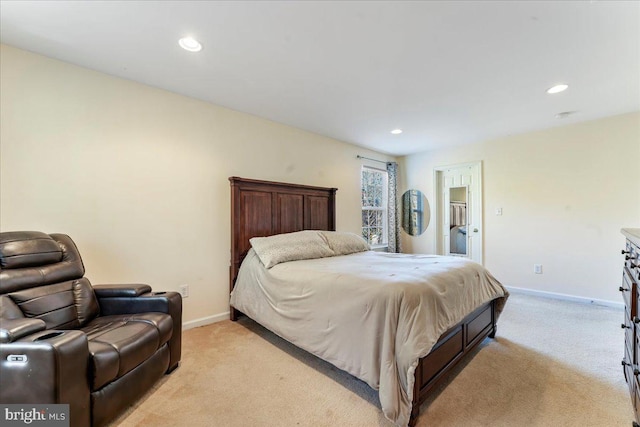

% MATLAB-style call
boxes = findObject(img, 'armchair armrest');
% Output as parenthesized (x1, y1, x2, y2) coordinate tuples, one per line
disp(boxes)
(0, 329, 91, 426)
(0, 318, 46, 343)
(95, 285, 183, 372)
(94, 284, 180, 315)
(93, 284, 152, 298)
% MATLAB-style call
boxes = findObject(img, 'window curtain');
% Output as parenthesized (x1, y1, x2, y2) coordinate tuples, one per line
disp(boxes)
(387, 162, 401, 253)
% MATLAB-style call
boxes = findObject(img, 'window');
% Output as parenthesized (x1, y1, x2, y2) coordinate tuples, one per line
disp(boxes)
(361, 166, 388, 247)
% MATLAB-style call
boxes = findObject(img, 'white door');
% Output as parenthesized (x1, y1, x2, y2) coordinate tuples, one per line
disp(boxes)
(434, 162, 483, 264)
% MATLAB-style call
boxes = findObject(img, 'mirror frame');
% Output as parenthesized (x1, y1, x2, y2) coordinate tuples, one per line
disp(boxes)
(401, 189, 429, 236)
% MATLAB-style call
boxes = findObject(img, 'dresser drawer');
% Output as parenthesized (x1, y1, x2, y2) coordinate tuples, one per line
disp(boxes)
(626, 240, 640, 280)
(624, 348, 636, 395)
(625, 310, 635, 358)
(636, 321, 640, 367)
(621, 269, 636, 314)
(636, 379, 640, 413)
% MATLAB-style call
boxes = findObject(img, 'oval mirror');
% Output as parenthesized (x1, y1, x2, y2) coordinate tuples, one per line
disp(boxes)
(401, 189, 430, 236)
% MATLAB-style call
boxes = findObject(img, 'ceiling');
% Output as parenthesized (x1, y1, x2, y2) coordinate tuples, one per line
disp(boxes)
(1, 1, 638, 156)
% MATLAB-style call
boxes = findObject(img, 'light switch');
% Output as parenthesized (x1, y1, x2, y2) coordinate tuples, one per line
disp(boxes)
(495, 208, 502, 216)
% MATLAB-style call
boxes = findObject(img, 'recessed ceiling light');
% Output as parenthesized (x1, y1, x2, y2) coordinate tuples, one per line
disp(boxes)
(178, 37, 202, 52)
(390, 129, 403, 135)
(546, 84, 568, 94)
(555, 111, 577, 119)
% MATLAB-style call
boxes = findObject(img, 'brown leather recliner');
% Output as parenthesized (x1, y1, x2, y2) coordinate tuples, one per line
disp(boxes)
(0, 231, 182, 427)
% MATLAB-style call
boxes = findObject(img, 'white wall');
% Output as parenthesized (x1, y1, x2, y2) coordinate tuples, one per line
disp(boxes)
(0, 45, 394, 324)
(400, 112, 640, 303)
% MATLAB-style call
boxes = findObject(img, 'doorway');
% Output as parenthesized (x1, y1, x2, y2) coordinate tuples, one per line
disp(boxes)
(434, 162, 483, 264)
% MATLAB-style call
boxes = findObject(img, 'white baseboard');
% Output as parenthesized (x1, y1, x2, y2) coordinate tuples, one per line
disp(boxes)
(506, 286, 624, 309)
(182, 311, 230, 330)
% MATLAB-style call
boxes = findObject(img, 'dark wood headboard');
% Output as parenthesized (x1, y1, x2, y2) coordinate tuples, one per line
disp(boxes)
(229, 177, 337, 319)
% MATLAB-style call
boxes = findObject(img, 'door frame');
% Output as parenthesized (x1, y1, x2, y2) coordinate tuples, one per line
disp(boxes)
(433, 161, 483, 264)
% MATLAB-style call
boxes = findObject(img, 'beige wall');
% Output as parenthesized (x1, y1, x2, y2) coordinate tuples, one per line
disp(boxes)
(3, 44, 637, 316)
(0, 45, 394, 324)
(400, 112, 640, 303)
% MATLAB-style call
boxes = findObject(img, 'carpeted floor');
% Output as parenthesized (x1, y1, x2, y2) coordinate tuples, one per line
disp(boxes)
(111, 293, 632, 426)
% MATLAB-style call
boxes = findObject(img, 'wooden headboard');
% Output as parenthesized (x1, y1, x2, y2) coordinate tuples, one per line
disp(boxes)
(229, 177, 337, 318)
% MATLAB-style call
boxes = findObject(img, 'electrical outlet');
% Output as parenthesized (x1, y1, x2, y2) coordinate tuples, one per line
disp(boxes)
(534, 264, 543, 274)
(179, 284, 189, 298)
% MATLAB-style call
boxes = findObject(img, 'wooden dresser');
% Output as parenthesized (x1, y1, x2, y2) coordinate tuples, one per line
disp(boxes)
(622, 228, 640, 427)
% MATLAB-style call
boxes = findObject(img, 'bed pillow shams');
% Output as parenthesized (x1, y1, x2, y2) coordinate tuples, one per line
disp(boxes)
(320, 231, 370, 255)
(250, 230, 335, 268)
(250, 230, 371, 268)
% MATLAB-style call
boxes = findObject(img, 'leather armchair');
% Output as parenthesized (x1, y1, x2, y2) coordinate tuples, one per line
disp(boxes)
(0, 231, 182, 427)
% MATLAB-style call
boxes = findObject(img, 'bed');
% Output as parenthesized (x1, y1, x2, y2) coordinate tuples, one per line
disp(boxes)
(229, 177, 508, 427)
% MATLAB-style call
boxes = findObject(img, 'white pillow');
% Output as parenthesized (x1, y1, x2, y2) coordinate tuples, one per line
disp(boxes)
(249, 230, 334, 268)
(319, 231, 370, 255)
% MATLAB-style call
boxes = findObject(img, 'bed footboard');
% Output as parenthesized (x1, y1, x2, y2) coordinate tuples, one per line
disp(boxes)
(410, 299, 497, 426)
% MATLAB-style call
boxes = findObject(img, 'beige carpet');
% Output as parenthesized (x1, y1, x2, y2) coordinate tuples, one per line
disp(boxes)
(111, 294, 632, 426)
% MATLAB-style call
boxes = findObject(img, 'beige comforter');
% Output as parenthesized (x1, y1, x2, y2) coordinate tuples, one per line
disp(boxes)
(230, 250, 508, 426)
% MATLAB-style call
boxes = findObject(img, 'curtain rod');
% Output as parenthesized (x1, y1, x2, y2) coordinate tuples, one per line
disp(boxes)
(356, 155, 391, 165)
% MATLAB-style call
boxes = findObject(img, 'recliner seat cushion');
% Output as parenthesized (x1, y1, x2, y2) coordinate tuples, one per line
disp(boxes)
(82, 313, 173, 390)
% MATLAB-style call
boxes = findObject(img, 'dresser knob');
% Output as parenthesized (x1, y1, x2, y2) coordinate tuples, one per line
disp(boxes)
(620, 286, 629, 292)
(621, 361, 640, 375)
(631, 263, 638, 269)
(634, 317, 640, 324)
(623, 249, 631, 255)
(622, 323, 631, 329)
